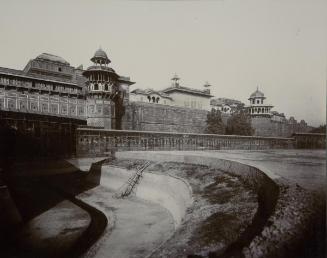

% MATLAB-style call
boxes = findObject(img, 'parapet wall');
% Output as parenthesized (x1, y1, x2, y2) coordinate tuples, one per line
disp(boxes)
(76, 128, 294, 156)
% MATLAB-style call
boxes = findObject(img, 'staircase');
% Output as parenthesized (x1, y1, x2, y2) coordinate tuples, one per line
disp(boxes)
(114, 161, 151, 198)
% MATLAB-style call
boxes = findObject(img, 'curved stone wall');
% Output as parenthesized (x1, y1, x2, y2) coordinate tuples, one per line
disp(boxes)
(101, 166, 193, 227)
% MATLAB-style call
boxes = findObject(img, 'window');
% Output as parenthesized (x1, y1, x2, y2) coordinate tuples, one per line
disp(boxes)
(261, 99, 263, 104)
(58, 67, 62, 72)
(104, 84, 109, 91)
(156, 97, 160, 103)
(257, 100, 260, 104)
(152, 96, 155, 103)
(94, 84, 99, 90)
(147, 96, 151, 102)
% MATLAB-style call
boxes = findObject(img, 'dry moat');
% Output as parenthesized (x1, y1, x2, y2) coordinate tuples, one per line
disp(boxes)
(0, 150, 325, 258)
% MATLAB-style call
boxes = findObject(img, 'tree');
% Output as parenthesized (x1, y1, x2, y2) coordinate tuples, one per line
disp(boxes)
(310, 124, 326, 133)
(226, 109, 253, 136)
(205, 108, 225, 134)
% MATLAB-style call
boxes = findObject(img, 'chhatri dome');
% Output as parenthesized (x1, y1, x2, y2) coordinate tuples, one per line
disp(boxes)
(249, 87, 265, 100)
(90, 47, 111, 65)
(246, 86, 273, 116)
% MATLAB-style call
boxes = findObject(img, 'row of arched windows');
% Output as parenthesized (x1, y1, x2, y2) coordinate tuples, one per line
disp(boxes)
(147, 95, 160, 103)
(92, 83, 110, 91)
(251, 99, 263, 104)
(250, 107, 270, 114)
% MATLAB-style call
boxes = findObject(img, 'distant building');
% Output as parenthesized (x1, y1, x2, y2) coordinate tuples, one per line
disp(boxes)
(246, 88, 311, 137)
(210, 98, 244, 114)
(130, 75, 213, 111)
(130, 88, 173, 105)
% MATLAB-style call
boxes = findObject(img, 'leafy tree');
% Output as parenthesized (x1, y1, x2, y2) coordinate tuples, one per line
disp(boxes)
(205, 108, 225, 134)
(310, 124, 326, 133)
(226, 109, 253, 136)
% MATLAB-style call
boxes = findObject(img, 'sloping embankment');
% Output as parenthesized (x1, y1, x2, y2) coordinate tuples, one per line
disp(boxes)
(117, 151, 324, 258)
(101, 165, 193, 227)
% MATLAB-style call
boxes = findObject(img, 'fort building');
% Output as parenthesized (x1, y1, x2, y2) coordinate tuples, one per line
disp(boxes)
(82, 48, 134, 129)
(0, 48, 313, 137)
(245, 88, 312, 137)
(0, 49, 134, 130)
(0, 53, 86, 118)
(246, 88, 273, 117)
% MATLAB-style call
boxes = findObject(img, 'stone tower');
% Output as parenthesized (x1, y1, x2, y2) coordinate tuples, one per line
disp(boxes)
(83, 48, 134, 129)
(247, 87, 273, 117)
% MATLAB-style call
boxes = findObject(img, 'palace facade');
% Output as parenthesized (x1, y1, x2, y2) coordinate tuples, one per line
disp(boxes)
(0, 48, 312, 136)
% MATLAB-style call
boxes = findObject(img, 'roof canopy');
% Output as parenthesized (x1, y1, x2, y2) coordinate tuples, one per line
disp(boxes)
(36, 53, 70, 65)
(249, 88, 265, 99)
(91, 48, 111, 64)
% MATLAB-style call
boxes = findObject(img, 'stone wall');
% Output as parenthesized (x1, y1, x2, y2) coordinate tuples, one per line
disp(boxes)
(85, 99, 113, 129)
(251, 116, 311, 137)
(122, 101, 208, 133)
(120, 102, 311, 138)
(0, 110, 86, 159)
(76, 128, 294, 157)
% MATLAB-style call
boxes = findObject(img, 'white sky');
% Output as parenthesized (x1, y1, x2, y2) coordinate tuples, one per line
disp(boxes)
(0, 0, 326, 126)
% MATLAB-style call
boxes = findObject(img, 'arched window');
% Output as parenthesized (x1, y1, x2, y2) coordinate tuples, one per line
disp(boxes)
(147, 96, 151, 102)
(104, 84, 109, 91)
(94, 84, 99, 90)
(156, 97, 160, 103)
(152, 96, 155, 103)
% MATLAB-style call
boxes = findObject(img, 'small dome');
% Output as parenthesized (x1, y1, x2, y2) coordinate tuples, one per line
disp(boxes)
(249, 89, 265, 99)
(36, 53, 69, 65)
(91, 48, 111, 64)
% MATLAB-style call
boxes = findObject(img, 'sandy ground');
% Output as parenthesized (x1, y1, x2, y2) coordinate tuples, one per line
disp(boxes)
(15, 200, 90, 257)
(78, 185, 175, 258)
(147, 161, 258, 257)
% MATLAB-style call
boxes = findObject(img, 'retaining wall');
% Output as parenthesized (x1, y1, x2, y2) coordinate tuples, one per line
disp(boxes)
(0, 184, 22, 232)
(101, 166, 193, 227)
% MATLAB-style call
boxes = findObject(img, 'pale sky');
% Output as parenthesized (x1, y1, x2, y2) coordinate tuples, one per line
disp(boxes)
(0, 0, 326, 126)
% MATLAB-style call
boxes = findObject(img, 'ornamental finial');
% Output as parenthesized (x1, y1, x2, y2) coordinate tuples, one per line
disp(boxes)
(171, 73, 180, 87)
